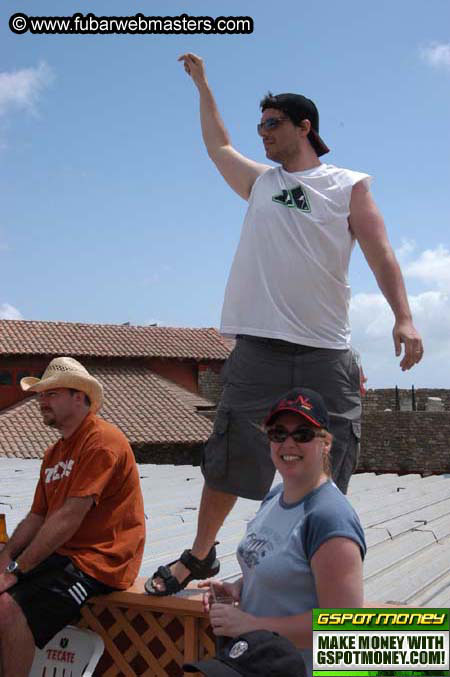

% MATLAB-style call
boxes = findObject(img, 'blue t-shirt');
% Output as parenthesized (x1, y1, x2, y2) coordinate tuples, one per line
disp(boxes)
(237, 480, 366, 677)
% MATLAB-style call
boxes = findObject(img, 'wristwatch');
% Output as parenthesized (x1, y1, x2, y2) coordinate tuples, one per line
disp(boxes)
(5, 560, 23, 578)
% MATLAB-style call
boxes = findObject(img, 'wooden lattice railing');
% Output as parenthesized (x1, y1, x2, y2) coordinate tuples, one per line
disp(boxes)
(78, 578, 213, 676)
(78, 580, 413, 676)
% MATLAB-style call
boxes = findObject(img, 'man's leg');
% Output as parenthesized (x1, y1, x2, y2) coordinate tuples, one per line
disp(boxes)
(192, 485, 238, 556)
(149, 338, 287, 594)
(327, 418, 360, 493)
(294, 347, 361, 494)
(0, 593, 35, 677)
(3, 555, 113, 671)
(151, 485, 237, 593)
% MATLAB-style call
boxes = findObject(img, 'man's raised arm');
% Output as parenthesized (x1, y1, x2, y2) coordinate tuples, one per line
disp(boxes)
(178, 53, 270, 200)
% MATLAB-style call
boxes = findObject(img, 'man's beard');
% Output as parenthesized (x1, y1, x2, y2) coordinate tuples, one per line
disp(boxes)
(41, 410, 57, 427)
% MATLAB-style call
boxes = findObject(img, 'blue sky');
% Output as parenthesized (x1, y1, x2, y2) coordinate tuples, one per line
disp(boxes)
(1, 0, 449, 388)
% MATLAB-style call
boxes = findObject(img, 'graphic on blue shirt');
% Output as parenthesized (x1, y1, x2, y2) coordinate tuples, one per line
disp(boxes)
(237, 529, 276, 568)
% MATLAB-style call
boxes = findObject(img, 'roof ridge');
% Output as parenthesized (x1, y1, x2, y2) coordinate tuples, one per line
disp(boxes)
(0, 319, 221, 332)
(0, 320, 231, 361)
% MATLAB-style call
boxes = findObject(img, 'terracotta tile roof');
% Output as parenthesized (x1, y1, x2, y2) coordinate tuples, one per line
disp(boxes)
(0, 320, 230, 361)
(0, 364, 214, 459)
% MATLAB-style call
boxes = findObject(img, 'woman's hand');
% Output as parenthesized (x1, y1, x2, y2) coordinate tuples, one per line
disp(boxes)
(209, 604, 257, 638)
(198, 578, 242, 613)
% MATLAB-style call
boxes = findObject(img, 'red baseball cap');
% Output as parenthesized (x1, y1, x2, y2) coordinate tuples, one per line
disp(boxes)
(265, 387, 329, 429)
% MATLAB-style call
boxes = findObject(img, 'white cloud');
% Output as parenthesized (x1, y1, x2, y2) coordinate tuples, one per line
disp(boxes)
(0, 303, 23, 320)
(420, 42, 450, 71)
(350, 293, 393, 339)
(352, 290, 450, 350)
(395, 238, 416, 264)
(350, 243, 450, 388)
(351, 291, 450, 388)
(0, 62, 53, 118)
(403, 244, 450, 290)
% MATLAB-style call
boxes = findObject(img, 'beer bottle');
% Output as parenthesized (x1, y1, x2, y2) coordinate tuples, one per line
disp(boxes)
(0, 514, 8, 544)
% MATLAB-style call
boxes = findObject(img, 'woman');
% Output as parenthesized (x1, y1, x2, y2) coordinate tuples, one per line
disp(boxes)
(201, 387, 366, 677)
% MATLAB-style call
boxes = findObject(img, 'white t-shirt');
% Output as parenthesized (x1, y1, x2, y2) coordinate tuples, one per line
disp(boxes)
(220, 164, 372, 349)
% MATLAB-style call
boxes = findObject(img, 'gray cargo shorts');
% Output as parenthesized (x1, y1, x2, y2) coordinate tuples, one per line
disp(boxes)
(202, 336, 361, 499)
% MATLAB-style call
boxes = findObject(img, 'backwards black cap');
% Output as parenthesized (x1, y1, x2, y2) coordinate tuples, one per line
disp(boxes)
(262, 93, 330, 157)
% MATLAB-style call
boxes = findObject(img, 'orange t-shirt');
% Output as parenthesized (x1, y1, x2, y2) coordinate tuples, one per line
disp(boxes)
(31, 413, 145, 589)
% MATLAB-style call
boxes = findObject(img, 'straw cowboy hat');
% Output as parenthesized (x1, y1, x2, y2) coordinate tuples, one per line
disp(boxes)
(21, 357, 103, 413)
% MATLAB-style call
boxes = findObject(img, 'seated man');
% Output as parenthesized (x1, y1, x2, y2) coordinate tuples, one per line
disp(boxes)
(0, 357, 146, 677)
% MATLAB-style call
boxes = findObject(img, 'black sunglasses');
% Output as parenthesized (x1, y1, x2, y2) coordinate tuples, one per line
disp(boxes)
(257, 116, 289, 135)
(266, 425, 322, 444)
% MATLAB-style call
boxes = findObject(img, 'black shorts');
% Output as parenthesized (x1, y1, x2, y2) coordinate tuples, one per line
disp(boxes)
(202, 336, 361, 499)
(8, 553, 113, 649)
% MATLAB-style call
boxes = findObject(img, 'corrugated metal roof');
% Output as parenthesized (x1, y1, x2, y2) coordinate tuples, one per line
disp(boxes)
(1, 462, 449, 606)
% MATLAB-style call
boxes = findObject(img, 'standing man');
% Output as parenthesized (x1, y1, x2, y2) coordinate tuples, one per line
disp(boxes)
(147, 54, 423, 596)
(0, 357, 146, 677)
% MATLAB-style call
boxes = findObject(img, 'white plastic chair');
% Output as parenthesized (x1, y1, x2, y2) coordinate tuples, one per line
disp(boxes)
(29, 625, 104, 676)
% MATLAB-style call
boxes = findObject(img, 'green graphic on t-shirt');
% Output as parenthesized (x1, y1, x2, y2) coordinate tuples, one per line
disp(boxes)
(272, 185, 311, 212)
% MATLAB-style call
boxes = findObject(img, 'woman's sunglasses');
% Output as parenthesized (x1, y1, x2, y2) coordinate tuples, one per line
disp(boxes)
(267, 426, 322, 444)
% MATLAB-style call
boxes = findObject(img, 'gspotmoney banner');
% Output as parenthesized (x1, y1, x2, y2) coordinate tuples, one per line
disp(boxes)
(313, 608, 449, 676)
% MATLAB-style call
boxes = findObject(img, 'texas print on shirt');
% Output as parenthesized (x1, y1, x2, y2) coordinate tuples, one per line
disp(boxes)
(44, 460, 74, 484)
